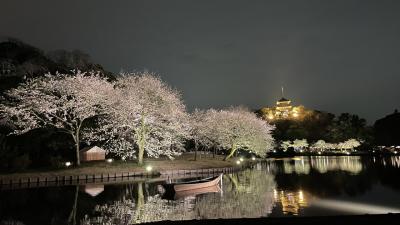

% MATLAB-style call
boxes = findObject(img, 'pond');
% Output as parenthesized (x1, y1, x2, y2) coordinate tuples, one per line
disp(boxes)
(1, 156, 400, 225)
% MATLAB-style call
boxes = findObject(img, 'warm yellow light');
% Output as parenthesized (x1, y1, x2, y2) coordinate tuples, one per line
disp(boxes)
(146, 165, 153, 172)
(236, 160, 241, 165)
(293, 112, 299, 117)
(239, 157, 244, 162)
(268, 115, 274, 120)
(298, 190, 304, 201)
(252, 156, 256, 161)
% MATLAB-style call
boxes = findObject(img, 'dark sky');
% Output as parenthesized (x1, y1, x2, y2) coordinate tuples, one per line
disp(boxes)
(1, 0, 400, 123)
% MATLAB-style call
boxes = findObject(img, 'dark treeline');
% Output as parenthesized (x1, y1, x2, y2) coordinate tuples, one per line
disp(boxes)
(268, 111, 374, 147)
(256, 107, 400, 151)
(0, 38, 113, 92)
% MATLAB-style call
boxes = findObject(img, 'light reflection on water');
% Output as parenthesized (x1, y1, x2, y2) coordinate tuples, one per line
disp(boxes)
(1, 156, 400, 225)
(271, 156, 363, 175)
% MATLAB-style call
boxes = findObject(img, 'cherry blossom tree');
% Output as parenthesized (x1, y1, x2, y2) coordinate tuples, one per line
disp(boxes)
(337, 138, 361, 151)
(194, 107, 274, 160)
(292, 139, 309, 152)
(311, 140, 328, 152)
(0, 71, 115, 165)
(281, 140, 292, 152)
(190, 109, 220, 160)
(107, 72, 190, 165)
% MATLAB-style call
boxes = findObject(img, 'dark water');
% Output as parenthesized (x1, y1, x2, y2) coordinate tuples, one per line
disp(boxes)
(1, 156, 400, 225)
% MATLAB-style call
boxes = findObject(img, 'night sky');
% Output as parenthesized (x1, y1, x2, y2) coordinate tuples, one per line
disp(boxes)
(1, 0, 400, 123)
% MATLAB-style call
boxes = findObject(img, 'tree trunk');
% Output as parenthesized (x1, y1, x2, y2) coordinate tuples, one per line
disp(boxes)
(137, 114, 146, 166)
(213, 147, 216, 158)
(73, 129, 81, 166)
(194, 140, 198, 161)
(224, 144, 236, 161)
(134, 182, 144, 223)
(138, 144, 144, 165)
(68, 185, 79, 225)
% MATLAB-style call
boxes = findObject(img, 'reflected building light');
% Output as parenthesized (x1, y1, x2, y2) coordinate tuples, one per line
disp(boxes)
(273, 189, 309, 215)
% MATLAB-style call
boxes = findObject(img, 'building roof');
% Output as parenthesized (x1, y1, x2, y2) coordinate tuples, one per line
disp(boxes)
(80, 146, 106, 153)
(278, 97, 290, 102)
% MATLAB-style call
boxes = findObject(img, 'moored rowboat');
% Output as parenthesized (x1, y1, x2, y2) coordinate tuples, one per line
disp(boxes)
(163, 174, 223, 192)
(174, 174, 223, 192)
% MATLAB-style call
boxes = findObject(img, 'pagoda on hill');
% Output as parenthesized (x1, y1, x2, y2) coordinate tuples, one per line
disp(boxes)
(259, 87, 302, 120)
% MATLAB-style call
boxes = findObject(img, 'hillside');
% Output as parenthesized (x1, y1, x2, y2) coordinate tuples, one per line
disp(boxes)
(0, 38, 114, 91)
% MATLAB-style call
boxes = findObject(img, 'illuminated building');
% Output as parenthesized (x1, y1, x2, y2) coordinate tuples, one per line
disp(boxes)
(259, 87, 307, 121)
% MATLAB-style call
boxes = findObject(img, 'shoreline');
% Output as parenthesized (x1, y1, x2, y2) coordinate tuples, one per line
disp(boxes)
(1, 153, 397, 188)
(0, 156, 245, 188)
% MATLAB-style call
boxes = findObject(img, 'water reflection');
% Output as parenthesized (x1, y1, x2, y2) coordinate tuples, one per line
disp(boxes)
(272, 156, 363, 175)
(2, 156, 400, 225)
(82, 184, 105, 197)
(273, 189, 309, 215)
(82, 171, 277, 224)
(373, 156, 400, 168)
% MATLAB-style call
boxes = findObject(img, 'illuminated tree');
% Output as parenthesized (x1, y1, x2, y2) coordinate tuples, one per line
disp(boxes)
(108, 72, 190, 165)
(0, 71, 114, 165)
(196, 107, 274, 160)
(292, 139, 309, 152)
(190, 109, 217, 160)
(337, 138, 361, 151)
(312, 140, 329, 152)
(281, 140, 292, 151)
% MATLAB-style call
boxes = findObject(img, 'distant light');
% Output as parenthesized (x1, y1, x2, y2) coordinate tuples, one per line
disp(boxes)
(252, 156, 256, 161)
(106, 158, 113, 163)
(298, 190, 304, 201)
(268, 115, 274, 120)
(273, 150, 277, 153)
(395, 151, 398, 154)
(318, 152, 322, 155)
(372, 150, 375, 153)
(293, 113, 299, 118)
(236, 160, 241, 165)
(346, 152, 351, 155)
(239, 157, 244, 162)
(65, 162, 72, 167)
(146, 165, 153, 172)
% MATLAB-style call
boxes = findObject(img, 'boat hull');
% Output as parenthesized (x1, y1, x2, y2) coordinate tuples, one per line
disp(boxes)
(173, 174, 223, 192)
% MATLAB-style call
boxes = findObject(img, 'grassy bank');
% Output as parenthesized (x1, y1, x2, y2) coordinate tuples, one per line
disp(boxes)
(0, 153, 238, 180)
